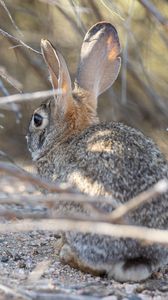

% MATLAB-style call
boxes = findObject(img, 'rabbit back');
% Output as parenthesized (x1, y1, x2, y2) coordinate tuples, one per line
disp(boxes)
(36, 121, 168, 229)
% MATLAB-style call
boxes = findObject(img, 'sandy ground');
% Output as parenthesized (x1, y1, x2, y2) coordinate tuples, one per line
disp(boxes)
(0, 174, 168, 300)
(0, 229, 168, 300)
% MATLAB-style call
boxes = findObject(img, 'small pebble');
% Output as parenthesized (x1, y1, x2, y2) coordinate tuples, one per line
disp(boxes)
(18, 261, 26, 268)
(32, 249, 39, 255)
(14, 254, 22, 261)
(1, 256, 9, 262)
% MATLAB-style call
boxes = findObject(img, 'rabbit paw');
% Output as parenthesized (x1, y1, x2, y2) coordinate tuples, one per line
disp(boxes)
(59, 243, 106, 276)
(108, 259, 153, 282)
(59, 243, 77, 266)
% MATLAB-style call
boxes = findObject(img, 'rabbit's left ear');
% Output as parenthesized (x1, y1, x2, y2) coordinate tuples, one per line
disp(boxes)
(41, 39, 72, 98)
(76, 22, 121, 102)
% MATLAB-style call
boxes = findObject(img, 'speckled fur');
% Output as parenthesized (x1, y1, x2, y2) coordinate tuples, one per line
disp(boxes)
(27, 22, 168, 282)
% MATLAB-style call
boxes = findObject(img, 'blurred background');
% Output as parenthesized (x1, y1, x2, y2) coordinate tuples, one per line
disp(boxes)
(0, 0, 168, 170)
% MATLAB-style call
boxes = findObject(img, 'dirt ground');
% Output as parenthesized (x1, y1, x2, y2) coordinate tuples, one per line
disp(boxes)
(0, 175, 168, 300)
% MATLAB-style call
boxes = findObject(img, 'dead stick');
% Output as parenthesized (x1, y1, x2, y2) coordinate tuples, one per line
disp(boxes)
(108, 179, 168, 223)
(0, 218, 167, 245)
(0, 89, 62, 105)
(1, 179, 167, 223)
(138, 0, 168, 29)
(0, 193, 117, 207)
(0, 162, 74, 194)
(0, 208, 50, 220)
(0, 284, 31, 300)
(0, 28, 40, 54)
(0, 0, 23, 36)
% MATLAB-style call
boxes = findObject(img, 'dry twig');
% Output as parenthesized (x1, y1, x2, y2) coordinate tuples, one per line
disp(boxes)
(0, 162, 74, 194)
(0, 0, 23, 36)
(0, 89, 62, 106)
(0, 66, 22, 93)
(0, 193, 117, 207)
(0, 178, 167, 227)
(0, 284, 31, 300)
(127, 61, 168, 117)
(7, 39, 49, 88)
(0, 28, 40, 54)
(1, 179, 168, 222)
(108, 179, 168, 223)
(139, 0, 168, 30)
(0, 208, 50, 220)
(27, 261, 51, 284)
(0, 218, 167, 245)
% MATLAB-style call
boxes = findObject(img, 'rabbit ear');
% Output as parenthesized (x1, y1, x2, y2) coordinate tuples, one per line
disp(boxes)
(41, 39, 72, 97)
(76, 22, 121, 101)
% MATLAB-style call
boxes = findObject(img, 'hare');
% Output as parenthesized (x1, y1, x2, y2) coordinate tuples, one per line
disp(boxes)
(27, 22, 168, 282)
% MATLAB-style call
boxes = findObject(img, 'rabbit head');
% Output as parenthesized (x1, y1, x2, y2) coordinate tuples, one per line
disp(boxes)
(27, 22, 121, 161)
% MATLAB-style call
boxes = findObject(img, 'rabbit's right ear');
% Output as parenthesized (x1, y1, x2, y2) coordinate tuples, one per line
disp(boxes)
(76, 22, 121, 104)
(41, 39, 72, 100)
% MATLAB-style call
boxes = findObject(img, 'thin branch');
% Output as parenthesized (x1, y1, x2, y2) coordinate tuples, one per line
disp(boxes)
(70, 0, 86, 34)
(26, 261, 50, 284)
(100, 0, 125, 21)
(127, 61, 168, 117)
(0, 89, 62, 106)
(0, 79, 9, 96)
(138, 0, 168, 30)
(0, 193, 117, 208)
(0, 179, 167, 224)
(0, 66, 23, 93)
(6, 39, 49, 88)
(0, 160, 168, 223)
(0, 208, 50, 220)
(0, 67, 22, 120)
(108, 179, 168, 223)
(0, 0, 23, 36)
(56, 5, 83, 36)
(0, 284, 31, 300)
(121, 0, 135, 104)
(0, 218, 168, 245)
(38, 0, 84, 36)
(88, 1, 102, 21)
(0, 162, 74, 194)
(0, 28, 40, 54)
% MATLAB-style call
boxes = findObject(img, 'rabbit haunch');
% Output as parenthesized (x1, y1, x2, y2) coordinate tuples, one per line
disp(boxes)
(27, 22, 168, 282)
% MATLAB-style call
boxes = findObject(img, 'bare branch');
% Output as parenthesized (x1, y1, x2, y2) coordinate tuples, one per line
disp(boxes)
(127, 61, 168, 117)
(0, 178, 167, 227)
(56, 5, 83, 36)
(0, 193, 117, 208)
(121, 0, 135, 104)
(0, 284, 31, 300)
(6, 40, 49, 88)
(0, 66, 23, 93)
(0, 162, 74, 194)
(0, 161, 167, 223)
(0, 28, 40, 54)
(0, 218, 167, 245)
(108, 179, 168, 223)
(0, 67, 22, 120)
(69, 0, 86, 34)
(100, 0, 125, 21)
(0, 208, 50, 220)
(0, 89, 62, 106)
(138, 0, 168, 30)
(0, 0, 23, 36)
(0, 79, 9, 96)
(26, 261, 51, 284)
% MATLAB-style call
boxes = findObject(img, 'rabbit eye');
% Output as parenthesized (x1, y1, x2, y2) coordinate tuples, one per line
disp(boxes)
(33, 113, 43, 127)
(32, 110, 49, 130)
